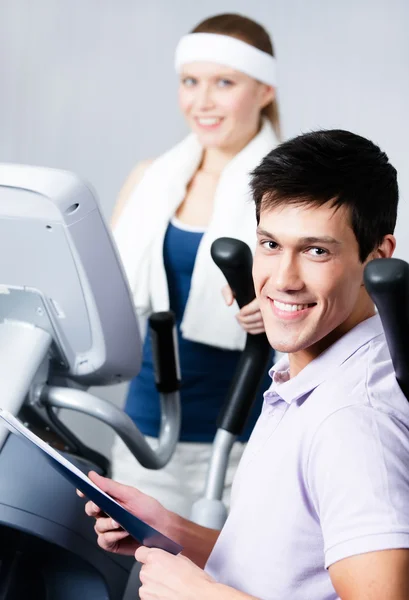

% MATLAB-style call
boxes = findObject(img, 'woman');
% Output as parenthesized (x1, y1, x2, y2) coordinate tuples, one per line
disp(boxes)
(111, 13, 280, 518)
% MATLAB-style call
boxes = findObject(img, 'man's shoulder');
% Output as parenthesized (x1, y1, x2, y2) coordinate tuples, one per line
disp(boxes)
(304, 333, 409, 431)
(305, 336, 409, 518)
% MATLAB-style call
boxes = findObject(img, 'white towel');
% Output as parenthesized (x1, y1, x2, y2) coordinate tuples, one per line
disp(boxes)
(113, 119, 278, 350)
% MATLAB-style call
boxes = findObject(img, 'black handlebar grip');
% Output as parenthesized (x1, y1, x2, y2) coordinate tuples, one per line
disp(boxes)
(149, 311, 180, 394)
(211, 237, 255, 308)
(217, 334, 271, 435)
(211, 237, 271, 435)
(364, 258, 409, 400)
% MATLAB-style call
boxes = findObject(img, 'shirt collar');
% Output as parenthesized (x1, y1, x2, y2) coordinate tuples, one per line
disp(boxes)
(265, 314, 384, 406)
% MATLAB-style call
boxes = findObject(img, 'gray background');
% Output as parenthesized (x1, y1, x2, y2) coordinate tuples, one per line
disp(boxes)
(0, 0, 408, 456)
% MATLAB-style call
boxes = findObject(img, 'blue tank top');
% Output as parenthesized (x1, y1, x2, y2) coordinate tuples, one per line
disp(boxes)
(124, 219, 274, 442)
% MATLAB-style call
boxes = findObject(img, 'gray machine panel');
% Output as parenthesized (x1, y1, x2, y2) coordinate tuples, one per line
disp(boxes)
(0, 163, 142, 386)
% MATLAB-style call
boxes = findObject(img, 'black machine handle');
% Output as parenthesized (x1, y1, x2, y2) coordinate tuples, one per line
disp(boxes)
(364, 258, 409, 400)
(149, 311, 180, 394)
(211, 237, 272, 435)
(211, 237, 255, 309)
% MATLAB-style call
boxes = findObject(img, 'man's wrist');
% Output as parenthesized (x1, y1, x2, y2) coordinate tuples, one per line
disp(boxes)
(162, 509, 187, 541)
(148, 504, 184, 551)
(163, 511, 219, 568)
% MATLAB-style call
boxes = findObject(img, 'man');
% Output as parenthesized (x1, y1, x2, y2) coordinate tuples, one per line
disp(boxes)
(84, 130, 409, 599)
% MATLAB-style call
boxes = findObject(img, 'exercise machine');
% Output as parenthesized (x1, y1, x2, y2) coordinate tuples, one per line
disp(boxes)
(0, 164, 181, 599)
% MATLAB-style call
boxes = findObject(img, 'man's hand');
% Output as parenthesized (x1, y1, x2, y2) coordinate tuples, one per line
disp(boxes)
(136, 547, 217, 600)
(136, 546, 260, 600)
(79, 472, 221, 568)
(79, 471, 170, 556)
(222, 285, 265, 335)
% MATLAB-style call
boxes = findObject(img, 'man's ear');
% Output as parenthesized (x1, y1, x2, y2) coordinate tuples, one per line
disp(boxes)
(374, 234, 396, 259)
(361, 235, 396, 285)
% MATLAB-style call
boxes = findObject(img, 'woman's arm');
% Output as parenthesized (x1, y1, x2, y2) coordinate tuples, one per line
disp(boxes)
(110, 159, 154, 228)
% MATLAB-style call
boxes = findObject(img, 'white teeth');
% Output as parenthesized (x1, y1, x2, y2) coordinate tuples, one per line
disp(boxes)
(273, 300, 311, 312)
(197, 117, 222, 125)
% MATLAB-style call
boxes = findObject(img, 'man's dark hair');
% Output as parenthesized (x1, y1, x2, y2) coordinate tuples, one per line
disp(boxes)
(250, 130, 399, 262)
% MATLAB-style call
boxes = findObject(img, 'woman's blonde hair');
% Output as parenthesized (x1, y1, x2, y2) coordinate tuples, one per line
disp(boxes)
(191, 13, 281, 140)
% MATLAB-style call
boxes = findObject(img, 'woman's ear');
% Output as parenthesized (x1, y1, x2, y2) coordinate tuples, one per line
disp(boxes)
(260, 84, 275, 109)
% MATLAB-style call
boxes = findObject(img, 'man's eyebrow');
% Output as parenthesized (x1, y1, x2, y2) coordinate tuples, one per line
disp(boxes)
(256, 228, 341, 245)
(299, 236, 342, 245)
(256, 227, 275, 237)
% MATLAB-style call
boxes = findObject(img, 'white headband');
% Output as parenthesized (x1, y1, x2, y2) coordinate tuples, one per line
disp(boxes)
(175, 33, 277, 87)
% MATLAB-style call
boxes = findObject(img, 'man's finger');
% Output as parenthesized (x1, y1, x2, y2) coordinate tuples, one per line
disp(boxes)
(96, 528, 129, 544)
(88, 471, 131, 502)
(94, 516, 122, 534)
(97, 529, 132, 552)
(85, 500, 104, 517)
(135, 545, 152, 564)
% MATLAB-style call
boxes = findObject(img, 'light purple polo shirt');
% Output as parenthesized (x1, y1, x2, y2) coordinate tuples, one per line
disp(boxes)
(205, 315, 409, 599)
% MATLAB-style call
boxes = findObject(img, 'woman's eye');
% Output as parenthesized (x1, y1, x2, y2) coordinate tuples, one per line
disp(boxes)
(182, 77, 197, 87)
(217, 79, 234, 87)
(308, 247, 328, 257)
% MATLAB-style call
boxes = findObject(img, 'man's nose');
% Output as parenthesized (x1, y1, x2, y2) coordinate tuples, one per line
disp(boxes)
(274, 254, 304, 293)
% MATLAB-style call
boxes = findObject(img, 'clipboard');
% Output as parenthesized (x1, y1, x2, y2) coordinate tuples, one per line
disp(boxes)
(0, 409, 183, 556)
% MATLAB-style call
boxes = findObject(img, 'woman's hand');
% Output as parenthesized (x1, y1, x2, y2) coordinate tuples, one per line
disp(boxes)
(222, 285, 265, 335)
(78, 471, 171, 556)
